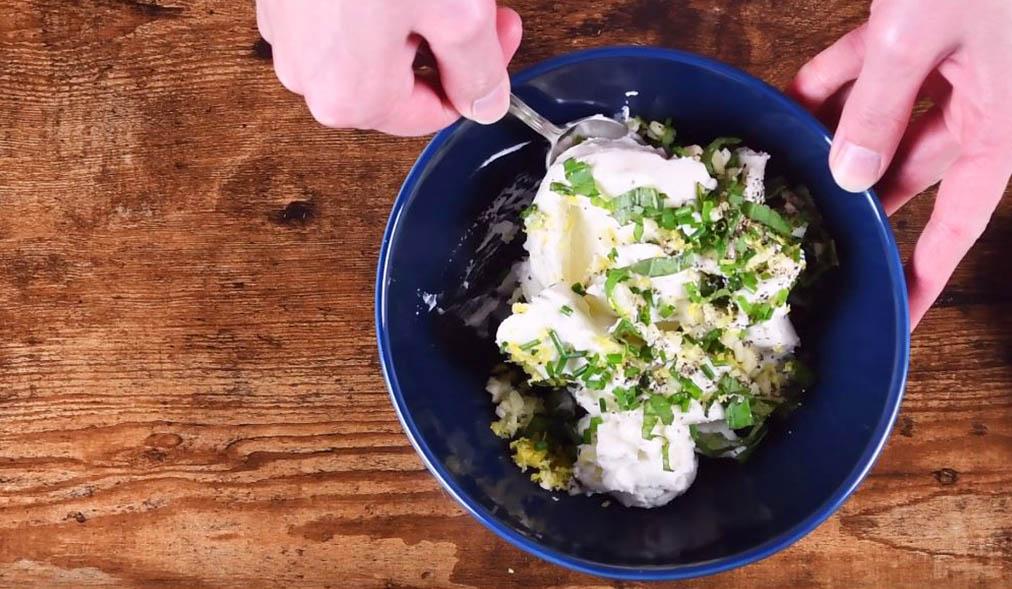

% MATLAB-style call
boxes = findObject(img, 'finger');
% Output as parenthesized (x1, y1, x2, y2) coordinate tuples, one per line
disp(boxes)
(372, 79, 460, 136)
(906, 151, 1012, 328)
(877, 106, 960, 215)
(788, 25, 867, 113)
(496, 6, 524, 63)
(372, 35, 458, 136)
(255, 0, 273, 44)
(829, 18, 951, 193)
(270, 44, 304, 95)
(417, 0, 511, 124)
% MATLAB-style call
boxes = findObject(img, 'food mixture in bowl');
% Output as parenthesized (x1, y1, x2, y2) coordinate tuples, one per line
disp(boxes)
(487, 118, 836, 508)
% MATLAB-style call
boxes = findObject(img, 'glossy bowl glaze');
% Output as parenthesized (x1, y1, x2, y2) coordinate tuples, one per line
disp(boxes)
(376, 47, 909, 580)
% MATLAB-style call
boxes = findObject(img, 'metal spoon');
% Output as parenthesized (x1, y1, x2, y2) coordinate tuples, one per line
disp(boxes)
(508, 93, 631, 168)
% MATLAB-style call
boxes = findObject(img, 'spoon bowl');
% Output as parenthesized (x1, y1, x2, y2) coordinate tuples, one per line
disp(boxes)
(508, 93, 630, 167)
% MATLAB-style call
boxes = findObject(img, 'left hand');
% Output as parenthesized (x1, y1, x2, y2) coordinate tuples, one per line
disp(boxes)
(789, 0, 1012, 329)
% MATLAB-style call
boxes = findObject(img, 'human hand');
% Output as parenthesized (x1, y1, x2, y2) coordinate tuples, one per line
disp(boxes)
(790, 0, 1012, 328)
(256, 0, 523, 135)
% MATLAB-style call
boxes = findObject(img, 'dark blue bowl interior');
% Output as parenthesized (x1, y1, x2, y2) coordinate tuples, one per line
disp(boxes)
(377, 48, 908, 578)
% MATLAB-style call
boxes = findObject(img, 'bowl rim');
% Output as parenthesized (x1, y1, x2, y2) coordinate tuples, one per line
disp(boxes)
(375, 45, 910, 581)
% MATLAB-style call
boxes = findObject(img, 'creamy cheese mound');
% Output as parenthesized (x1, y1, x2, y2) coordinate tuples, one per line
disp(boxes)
(490, 125, 818, 508)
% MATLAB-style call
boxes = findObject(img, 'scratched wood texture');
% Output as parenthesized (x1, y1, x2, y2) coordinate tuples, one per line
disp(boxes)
(0, 0, 1008, 587)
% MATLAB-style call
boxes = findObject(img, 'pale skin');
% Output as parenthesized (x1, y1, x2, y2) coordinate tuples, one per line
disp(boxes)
(257, 0, 1012, 329)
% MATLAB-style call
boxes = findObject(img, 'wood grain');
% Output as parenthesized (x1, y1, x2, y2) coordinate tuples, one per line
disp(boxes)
(0, 0, 1009, 587)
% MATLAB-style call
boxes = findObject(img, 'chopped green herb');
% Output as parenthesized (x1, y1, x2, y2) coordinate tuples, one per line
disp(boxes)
(519, 339, 541, 351)
(727, 185, 745, 207)
(660, 437, 673, 471)
(611, 186, 663, 225)
(604, 268, 631, 307)
(659, 303, 675, 318)
(613, 386, 640, 410)
(605, 352, 624, 365)
(520, 204, 539, 218)
(549, 181, 574, 196)
(678, 377, 703, 399)
(736, 296, 774, 323)
(560, 304, 574, 316)
(641, 413, 659, 439)
(638, 304, 652, 325)
(627, 254, 695, 277)
(700, 363, 715, 380)
(726, 397, 754, 429)
(548, 329, 566, 357)
(685, 282, 703, 303)
(599, 398, 607, 413)
(607, 248, 618, 262)
(563, 158, 598, 196)
(701, 199, 714, 223)
(660, 208, 677, 229)
(612, 318, 640, 341)
(571, 282, 586, 296)
(702, 137, 742, 175)
(718, 375, 747, 396)
(633, 219, 645, 241)
(690, 424, 739, 457)
(701, 328, 726, 353)
(740, 271, 759, 292)
(743, 202, 792, 235)
(583, 415, 604, 443)
(646, 394, 675, 425)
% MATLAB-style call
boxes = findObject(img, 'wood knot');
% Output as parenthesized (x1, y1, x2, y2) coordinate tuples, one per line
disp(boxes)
(145, 433, 183, 449)
(253, 37, 273, 60)
(272, 200, 316, 227)
(932, 468, 958, 486)
(898, 416, 914, 437)
(66, 512, 87, 524)
(971, 422, 988, 435)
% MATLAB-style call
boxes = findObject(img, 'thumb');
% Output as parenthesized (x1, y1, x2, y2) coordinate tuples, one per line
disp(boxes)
(418, 1, 514, 124)
(829, 24, 943, 193)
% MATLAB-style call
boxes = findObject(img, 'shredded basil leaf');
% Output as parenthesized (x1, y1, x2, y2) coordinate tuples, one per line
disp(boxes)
(726, 397, 754, 429)
(742, 202, 792, 235)
(563, 158, 598, 196)
(627, 253, 695, 277)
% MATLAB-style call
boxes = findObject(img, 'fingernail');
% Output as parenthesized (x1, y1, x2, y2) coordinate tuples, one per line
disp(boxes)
(831, 140, 881, 193)
(471, 77, 509, 124)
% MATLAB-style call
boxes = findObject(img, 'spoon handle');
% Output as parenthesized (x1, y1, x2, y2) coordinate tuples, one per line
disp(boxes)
(508, 93, 564, 142)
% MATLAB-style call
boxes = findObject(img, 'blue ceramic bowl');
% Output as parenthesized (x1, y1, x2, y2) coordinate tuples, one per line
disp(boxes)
(376, 47, 909, 580)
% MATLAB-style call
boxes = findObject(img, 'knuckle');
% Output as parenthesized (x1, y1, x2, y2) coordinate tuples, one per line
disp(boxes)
(272, 57, 302, 95)
(305, 78, 406, 129)
(869, 21, 921, 67)
(798, 60, 832, 96)
(305, 89, 366, 128)
(930, 216, 987, 245)
(438, 0, 494, 43)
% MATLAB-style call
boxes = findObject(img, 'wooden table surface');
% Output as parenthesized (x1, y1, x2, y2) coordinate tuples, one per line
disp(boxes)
(1, 1, 1009, 587)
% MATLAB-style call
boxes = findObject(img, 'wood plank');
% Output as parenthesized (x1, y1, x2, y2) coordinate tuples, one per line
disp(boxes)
(0, 1, 1008, 587)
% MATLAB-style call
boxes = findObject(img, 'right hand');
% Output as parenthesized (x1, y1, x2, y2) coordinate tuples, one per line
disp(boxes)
(790, 0, 1012, 328)
(256, 0, 523, 136)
